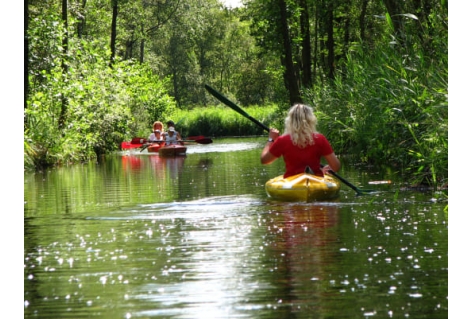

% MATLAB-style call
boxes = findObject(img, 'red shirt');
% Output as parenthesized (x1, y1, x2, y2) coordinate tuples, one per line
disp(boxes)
(269, 133, 334, 178)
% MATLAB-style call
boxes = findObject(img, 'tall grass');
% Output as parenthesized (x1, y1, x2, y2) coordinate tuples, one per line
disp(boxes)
(305, 20, 448, 189)
(171, 104, 280, 138)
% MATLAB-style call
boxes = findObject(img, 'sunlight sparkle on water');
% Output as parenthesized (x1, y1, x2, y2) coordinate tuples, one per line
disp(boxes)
(24, 145, 448, 318)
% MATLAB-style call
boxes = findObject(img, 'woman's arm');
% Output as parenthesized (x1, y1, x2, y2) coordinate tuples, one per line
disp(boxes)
(260, 128, 280, 164)
(321, 152, 341, 174)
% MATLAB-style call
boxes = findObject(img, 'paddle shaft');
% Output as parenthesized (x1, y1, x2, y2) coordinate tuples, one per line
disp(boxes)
(205, 84, 375, 195)
(182, 138, 212, 144)
(205, 84, 270, 132)
(139, 137, 212, 152)
(124, 135, 209, 149)
(320, 165, 371, 195)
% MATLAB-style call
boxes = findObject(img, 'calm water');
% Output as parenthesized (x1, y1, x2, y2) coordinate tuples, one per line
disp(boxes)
(24, 137, 448, 318)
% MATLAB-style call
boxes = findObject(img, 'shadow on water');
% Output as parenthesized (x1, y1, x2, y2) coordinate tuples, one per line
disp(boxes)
(24, 138, 447, 318)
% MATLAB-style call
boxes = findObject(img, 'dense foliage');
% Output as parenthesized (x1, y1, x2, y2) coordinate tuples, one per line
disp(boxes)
(25, 0, 448, 189)
(307, 9, 448, 188)
(173, 105, 280, 138)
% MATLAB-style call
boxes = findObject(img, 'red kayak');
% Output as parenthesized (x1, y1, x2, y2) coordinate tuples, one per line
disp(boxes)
(121, 137, 147, 150)
(145, 142, 186, 156)
(147, 142, 165, 153)
(122, 136, 212, 151)
(158, 144, 187, 157)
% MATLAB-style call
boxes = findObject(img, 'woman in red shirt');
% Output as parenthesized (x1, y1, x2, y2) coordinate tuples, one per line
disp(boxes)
(260, 103, 341, 178)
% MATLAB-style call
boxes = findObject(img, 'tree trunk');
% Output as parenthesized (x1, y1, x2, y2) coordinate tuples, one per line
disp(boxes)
(58, 0, 69, 129)
(299, 0, 312, 88)
(125, 40, 133, 59)
(140, 25, 145, 64)
(140, 39, 145, 64)
(343, 2, 350, 58)
(318, 19, 325, 83)
(61, 0, 68, 71)
(25, 0, 29, 112)
(61, 0, 69, 74)
(311, 1, 318, 80)
(327, 1, 335, 80)
(359, 0, 369, 42)
(77, 0, 87, 38)
(110, 0, 118, 67)
(278, 0, 302, 105)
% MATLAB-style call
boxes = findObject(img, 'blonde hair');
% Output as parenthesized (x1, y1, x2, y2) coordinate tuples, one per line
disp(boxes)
(284, 104, 318, 148)
(152, 121, 163, 131)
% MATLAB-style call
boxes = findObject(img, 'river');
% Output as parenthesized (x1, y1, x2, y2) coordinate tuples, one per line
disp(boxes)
(24, 137, 448, 318)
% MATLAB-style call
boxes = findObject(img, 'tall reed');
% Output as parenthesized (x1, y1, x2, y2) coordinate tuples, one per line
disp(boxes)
(305, 22, 447, 189)
(171, 104, 280, 137)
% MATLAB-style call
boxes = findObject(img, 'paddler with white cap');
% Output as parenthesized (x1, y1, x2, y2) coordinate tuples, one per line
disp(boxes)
(164, 120, 183, 145)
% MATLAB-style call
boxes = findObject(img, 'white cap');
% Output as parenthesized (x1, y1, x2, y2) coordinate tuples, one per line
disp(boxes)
(169, 127, 175, 132)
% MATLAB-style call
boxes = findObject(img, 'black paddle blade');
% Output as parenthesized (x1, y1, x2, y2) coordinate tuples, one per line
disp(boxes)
(323, 166, 378, 195)
(195, 137, 212, 144)
(195, 138, 213, 144)
(333, 173, 377, 195)
(182, 138, 213, 144)
(358, 188, 379, 195)
(186, 135, 205, 141)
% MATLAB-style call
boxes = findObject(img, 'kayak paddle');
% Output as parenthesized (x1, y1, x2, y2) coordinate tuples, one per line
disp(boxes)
(204, 84, 376, 195)
(319, 165, 376, 195)
(139, 138, 212, 152)
(186, 135, 206, 141)
(204, 84, 270, 132)
(139, 143, 153, 152)
(182, 138, 213, 144)
(121, 141, 145, 149)
(121, 137, 147, 149)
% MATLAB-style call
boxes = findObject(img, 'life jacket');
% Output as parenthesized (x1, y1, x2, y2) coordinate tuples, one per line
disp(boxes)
(164, 131, 179, 145)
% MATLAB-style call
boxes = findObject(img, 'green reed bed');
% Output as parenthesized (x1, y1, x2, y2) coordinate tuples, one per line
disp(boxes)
(306, 42, 447, 189)
(172, 104, 280, 138)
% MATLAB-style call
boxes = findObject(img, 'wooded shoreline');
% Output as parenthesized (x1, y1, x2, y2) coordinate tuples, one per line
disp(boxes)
(25, 0, 447, 191)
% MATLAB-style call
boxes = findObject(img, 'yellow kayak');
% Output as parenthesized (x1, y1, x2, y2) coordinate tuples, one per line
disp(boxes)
(265, 173, 341, 202)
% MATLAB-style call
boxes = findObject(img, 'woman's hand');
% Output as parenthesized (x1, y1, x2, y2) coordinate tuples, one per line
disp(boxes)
(261, 128, 279, 164)
(269, 128, 279, 140)
(322, 152, 341, 174)
(321, 165, 333, 175)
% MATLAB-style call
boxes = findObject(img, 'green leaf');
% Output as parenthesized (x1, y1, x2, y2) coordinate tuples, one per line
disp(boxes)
(385, 13, 394, 32)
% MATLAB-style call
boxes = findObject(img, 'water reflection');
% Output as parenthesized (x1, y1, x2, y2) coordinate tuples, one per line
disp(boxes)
(149, 155, 186, 180)
(121, 154, 187, 179)
(121, 154, 144, 171)
(24, 138, 448, 319)
(120, 199, 345, 318)
(110, 195, 265, 319)
(259, 203, 341, 315)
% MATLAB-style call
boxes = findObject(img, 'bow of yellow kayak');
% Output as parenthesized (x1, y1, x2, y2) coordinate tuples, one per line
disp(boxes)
(265, 173, 341, 202)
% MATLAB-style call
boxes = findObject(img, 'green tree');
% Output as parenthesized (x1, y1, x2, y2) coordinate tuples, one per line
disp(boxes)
(25, 0, 177, 168)
(25, 0, 448, 188)
(109, 0, 118, 66)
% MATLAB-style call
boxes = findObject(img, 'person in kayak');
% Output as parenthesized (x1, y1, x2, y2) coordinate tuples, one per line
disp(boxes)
(260, 103, 341, 178)
(164, 120, 183, 145)
(148, 121, 164, 142)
